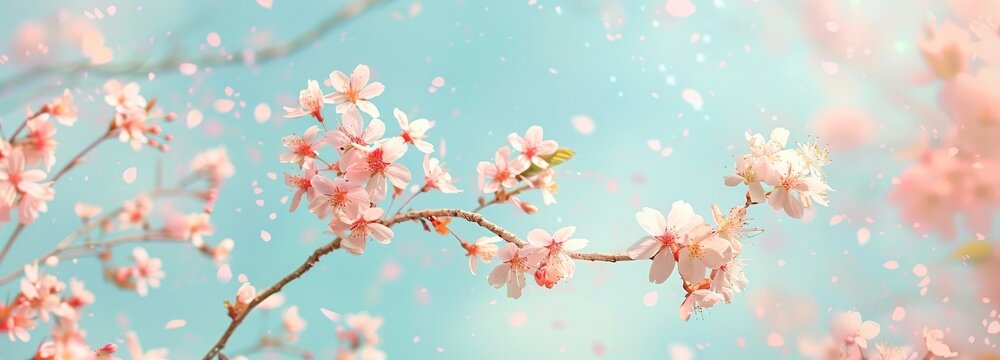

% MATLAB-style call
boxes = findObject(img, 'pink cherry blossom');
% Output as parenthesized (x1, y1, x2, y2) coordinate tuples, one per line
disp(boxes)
(393, 108, 434, 153)
(285, 166, 318, 212)
(487, 243, 543, 299)
(164, 212, 215, 247)
(324, 110, 385, 153)
(764, 160, 830, 219)
(331, 206, 393, 255)
(627, 202, 707, 284)
(130, 247, 165, 297)
(47, 89, 78, 126)
(831, 310, 880, 349)
(282, 306, 306, 342)
(345, 137, 411, 202)
(125, 331, 169, 360)
(421, 154, 460, 193)
(529, 168, 558, 205)
(526, 226, 588, 283)
(345, 312, 383, 346)
(711, 204, 755, 250)
(746, 127, 790, 159)
(211, 238, 235, 262)
(67, 278, 94, 308)
(710, 259, 747, 303)
(308, 175, 369, 219)
(508, 125, 558, 168)
(1, 302, 34, 342)
(0, 149, 55, 225)
(119, 195, 152, 230)
(676, 228, 733, 282)
(724, 128, 795, 203)
(16, 188, 54, 225)
(283, 79, 326, 123)
(463, 236, 502, 275)
(724, 156, 769, 203)
(190, 147, 236, 183)
(236, 282, 256, 304)
(476, 146, 529, 194)
(923, 327, 958, 358)
(103, 80, 147, 110)
(324, 64, 385, 117)
(24, 116, 58, 171)
(280, 125, 322, 168)
(678, 289, 723, 321)
(20, 263, 68, 322)
(114, 106, 150, 150)
(95, 343, 119, 359)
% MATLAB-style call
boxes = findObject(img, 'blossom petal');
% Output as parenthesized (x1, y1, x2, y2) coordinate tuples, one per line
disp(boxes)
(649, 250, 676, 284)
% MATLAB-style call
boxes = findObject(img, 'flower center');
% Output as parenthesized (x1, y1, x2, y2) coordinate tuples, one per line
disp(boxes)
(346, 89, 360, 103)
(494, 169, 510, 182)
(657, 231, 677, 246)
(350, 219, 369, 234)
(509, 254, 531, 272)
(367, 148, 388, 173)
(687, 244, 704, 259)
(293, 139, 313, 156)
(329, 189, 349, 207)
(290, 175, 310, 190)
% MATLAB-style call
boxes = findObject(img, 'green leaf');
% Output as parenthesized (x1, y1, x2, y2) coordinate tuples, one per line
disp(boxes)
(521, 147, 575, 178)
(953, 241, 993, 265)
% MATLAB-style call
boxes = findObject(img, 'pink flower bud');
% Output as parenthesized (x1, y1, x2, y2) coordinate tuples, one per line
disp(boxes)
(166, 112, 177, 121)
(95, 343, 118, 355)
(236, 282, 256, 304)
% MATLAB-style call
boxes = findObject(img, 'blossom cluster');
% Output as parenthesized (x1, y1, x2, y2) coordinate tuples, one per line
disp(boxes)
(890, 7, 1000, 239)
(0, 82, 236, 353)
(276, 64, 834, 324)
(801, 310, 958, 360)
(724, 127, 832, 218)
(282, 64, 462, 255)
(0, 263, 169, 359)
(0, 80, 172, 225)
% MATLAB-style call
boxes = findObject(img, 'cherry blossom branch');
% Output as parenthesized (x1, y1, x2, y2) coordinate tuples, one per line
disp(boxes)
(0, 187, 203, 285)
(472, 184, 530, 212)
(203, 238, 343, 360)
(0, 225, 27, 268)
(0, 0, 394, 96)
(7, 107, 46, 142)
(0, 129, 117, 267)
(211, 198, 743, 357)
(49, 130, 114, 182)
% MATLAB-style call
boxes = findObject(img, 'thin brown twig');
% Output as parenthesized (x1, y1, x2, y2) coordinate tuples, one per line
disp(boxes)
(472, 184, 531, 212)
(50, 131, 113, 182)
(0, 224, 27, 266)
(8, 108, 46, 142)
(203, 238, 343, 360)
(0, 129, 118, 267)
(0, 186, 202, 285)
(0, 0, 394, 95)
(203, 189, 768, 357)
